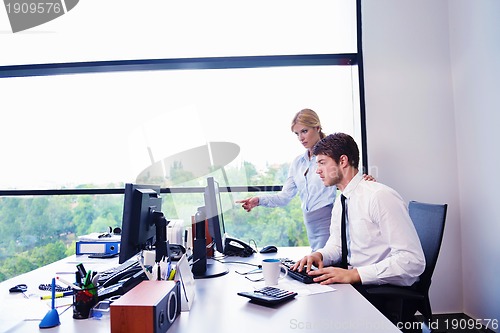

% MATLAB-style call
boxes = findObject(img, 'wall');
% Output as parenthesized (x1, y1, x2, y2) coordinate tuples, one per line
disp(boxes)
(361, 0, 462, 313)
(448, 0, 500, 327)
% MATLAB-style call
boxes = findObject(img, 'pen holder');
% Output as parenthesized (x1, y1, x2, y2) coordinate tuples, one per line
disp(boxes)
(73, 288, 98, 319)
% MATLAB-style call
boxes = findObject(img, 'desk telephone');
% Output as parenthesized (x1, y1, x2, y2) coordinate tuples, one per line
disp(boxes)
(223, 237, 256, 257)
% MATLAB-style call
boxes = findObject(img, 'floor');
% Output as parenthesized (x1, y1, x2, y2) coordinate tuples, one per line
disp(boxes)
(414, 313, 496, 333)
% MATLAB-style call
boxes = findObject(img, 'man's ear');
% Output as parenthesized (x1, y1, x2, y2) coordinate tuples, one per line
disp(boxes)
(339, 154, 349, 167)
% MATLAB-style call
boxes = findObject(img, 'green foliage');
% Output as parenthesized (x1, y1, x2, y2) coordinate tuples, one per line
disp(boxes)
(0, 161, 311, 282)
(0, 240, 69, 280)
(73, 196, 97, 235)
(225, 195, 308, 248)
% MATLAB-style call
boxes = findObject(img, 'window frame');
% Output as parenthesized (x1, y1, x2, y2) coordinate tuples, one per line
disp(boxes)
(0, 0, 367, 196)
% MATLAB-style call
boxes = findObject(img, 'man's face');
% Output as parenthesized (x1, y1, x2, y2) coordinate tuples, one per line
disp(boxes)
(316, 153, 342, 187)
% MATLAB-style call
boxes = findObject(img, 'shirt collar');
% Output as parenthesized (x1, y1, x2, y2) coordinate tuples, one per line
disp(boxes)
(300, 150, 315, 162)
(341, 172, 363, 200)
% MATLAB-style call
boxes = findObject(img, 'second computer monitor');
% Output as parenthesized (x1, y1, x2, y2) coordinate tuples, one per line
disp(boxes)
(204, 176, 226, 254)
(119, 183, 162, 264)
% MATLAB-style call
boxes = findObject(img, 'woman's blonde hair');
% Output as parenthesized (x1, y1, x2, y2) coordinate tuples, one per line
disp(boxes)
(291, 108, 326, 139)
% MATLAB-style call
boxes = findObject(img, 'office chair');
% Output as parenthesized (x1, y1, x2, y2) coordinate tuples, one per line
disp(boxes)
(366, 201, 447, 330)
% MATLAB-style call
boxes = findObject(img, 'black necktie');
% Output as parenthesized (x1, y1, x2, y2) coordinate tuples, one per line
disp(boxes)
(340, 194, 348, 269)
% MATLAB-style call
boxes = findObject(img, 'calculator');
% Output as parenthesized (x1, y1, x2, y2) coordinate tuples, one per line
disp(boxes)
(237, 286, 297, 305)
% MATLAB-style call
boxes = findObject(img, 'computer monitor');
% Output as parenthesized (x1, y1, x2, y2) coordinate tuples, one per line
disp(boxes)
(206, 177, 255, 258)
(205, 176, 226, 253)
(119, 183, 165, 264)
(191, 177, 255, 279)
(191, 177, 229, 278)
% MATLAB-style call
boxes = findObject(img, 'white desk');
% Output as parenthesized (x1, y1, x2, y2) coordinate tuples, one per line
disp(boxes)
(0, 247, 400, 333)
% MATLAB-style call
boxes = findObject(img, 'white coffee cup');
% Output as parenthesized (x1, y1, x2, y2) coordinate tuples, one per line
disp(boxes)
(262, 258, 288, 286)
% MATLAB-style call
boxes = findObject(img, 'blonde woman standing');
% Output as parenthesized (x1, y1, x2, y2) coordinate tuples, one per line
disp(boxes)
(237, 109, 345, 250)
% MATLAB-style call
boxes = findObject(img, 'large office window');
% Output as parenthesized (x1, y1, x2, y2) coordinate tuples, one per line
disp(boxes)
(0, 0, 356, 64)
(0, 0, 364, 281)
(0, 66, 360, 190)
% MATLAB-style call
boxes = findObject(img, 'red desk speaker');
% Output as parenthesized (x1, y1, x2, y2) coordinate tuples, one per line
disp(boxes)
(110, 280, 180, 333)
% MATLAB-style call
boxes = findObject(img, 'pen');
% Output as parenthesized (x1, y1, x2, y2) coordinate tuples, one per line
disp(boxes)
(86, 283, 96, 295)
(91, 272, 100, 287)
(56, 276, 82, 290)
(83, 270, 92, 287)
(40, 291, 73, 300)
(165, 261, 172, 281)
(168, 268, 176, 280)
(76, 263, 87, 278)
(75, 271, 82, 286)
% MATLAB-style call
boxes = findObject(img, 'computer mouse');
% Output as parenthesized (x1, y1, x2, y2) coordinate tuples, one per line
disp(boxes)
(260, 245, 278, 253)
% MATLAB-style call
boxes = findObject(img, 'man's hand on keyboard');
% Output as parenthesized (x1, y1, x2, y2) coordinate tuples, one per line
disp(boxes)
(291, 252, 324, 274)
(292, 252, 362, 285)
(306, 267, 361, 285)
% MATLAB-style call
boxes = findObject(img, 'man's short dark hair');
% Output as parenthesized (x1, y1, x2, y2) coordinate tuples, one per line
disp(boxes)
(312, 133, 360, 169)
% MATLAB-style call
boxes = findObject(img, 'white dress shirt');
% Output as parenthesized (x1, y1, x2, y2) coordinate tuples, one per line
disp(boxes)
(318, 173, 425, 286)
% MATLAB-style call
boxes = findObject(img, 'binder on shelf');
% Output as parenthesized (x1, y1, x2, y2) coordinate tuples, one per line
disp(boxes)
(76, 232, 121, 255)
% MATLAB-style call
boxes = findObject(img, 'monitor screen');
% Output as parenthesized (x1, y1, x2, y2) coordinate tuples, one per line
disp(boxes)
(191, 177, 255, 278)
(119, 183, 162, 264)
(190, 177, 229, 279)
(204, 177, 226, 254)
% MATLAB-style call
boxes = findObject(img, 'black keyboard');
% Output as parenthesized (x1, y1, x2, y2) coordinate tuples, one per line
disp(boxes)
(97, 269, 147, 301)
(98, 260, 139, 286)
(98, 283, 122, 301)
(279, 258, 315, 284)
(237, 286, 297, 305)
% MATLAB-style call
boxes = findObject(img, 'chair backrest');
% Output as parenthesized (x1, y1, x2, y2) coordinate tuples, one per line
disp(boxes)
(408, 201, 447, 291)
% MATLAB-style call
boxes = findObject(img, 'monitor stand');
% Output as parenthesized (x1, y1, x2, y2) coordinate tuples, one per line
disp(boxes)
(191, 206, 229, 279)
(193, 259, 229, 279)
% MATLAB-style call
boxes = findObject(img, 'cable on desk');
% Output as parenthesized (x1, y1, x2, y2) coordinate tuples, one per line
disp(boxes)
(235, 267, 262, 276)
(217, 260, 261, 268)
(245, 275, 264, 283)
(39, 283, 72, 292)
(215, 258, 263, 277)
(248, 239, 258, 251)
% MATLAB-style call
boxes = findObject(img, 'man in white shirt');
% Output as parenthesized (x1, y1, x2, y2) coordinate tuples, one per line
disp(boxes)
(292, 133, 425, 321)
